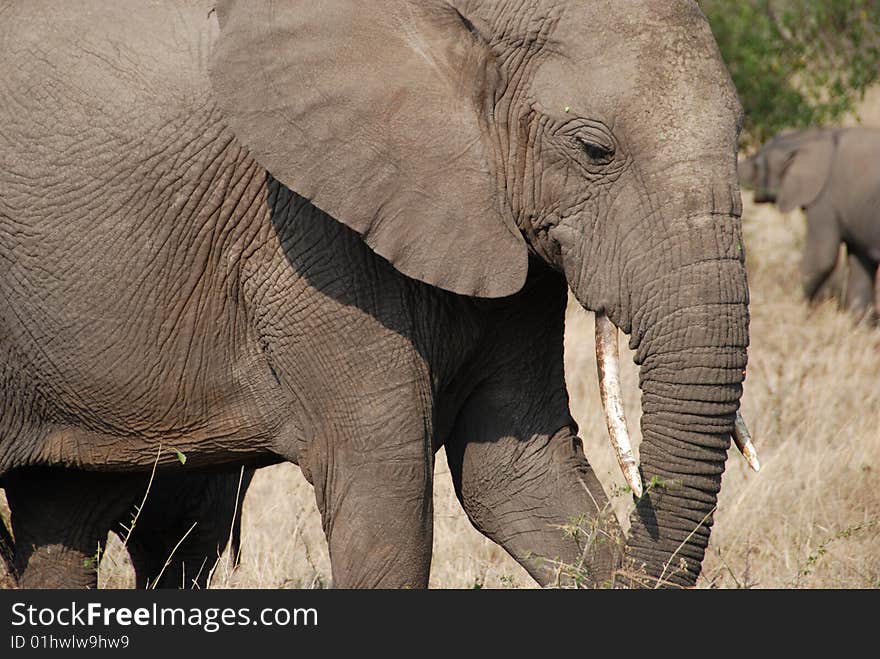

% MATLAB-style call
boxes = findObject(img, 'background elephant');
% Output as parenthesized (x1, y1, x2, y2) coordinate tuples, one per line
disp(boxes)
(738, 127, 880, 322)
(0, 468, 253, 589)
(0, 0, 751, 588)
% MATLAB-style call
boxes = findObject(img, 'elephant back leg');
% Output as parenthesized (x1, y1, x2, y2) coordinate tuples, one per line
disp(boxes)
(4, 468, 140, 588)
(0, 514, 16, 586)
(121, 468, 254, 589)
(843, 249, 879, 323)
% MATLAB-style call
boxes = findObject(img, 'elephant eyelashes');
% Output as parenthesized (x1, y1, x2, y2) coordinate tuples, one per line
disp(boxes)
(455, 10, 479, 39)
(577, 138, 614, 164)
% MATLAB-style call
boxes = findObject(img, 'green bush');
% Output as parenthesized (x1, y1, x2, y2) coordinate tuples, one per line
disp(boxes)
(700, 0, 880, 147)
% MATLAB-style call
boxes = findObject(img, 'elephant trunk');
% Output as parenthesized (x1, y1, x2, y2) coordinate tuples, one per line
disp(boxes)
(569, 201, 750, 587)
(621, 242, 749, 587)
(626, 354, 746, 586)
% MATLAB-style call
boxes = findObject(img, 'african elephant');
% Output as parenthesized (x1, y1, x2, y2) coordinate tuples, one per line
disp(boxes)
(1, 468, 253, 589)
(0, 0, 752, 589)
(738, 127, 880, 322)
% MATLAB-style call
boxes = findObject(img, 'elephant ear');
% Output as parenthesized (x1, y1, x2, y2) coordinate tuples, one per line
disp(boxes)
(210, 0, 527, 298)
(777, 135, 834, 213)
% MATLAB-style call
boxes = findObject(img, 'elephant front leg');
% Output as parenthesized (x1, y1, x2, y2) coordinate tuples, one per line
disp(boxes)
(441, 270, 621, 587)
(801, 205, 843, 303)
(445, 414, 620, 588)
(303, 431, 434, 588)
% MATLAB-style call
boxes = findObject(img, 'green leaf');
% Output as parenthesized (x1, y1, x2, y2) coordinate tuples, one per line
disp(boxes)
(175, 450, 187, 465)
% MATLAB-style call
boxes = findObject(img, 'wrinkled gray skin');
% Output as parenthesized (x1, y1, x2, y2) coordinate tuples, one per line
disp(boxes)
(0, 0, 749, 588)
(739, 127, 880, 322)
(1, 468, 252, 588)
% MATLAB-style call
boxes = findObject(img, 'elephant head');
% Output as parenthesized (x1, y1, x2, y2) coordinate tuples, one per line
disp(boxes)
(210, 0, 751, 587)
(738, 128, 835, 212)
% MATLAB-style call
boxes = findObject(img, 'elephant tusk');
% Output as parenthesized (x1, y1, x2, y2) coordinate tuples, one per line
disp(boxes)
(595, 313, 643, 498)
(732, 411, 761, 472)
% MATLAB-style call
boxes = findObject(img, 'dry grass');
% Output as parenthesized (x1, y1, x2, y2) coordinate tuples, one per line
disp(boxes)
(4, 96, 880, 591)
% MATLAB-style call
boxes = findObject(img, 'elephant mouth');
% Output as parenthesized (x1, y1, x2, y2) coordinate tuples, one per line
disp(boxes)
(593, 312, 760, 497)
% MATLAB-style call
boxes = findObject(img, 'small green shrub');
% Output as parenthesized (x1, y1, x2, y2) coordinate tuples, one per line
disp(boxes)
(700, 0, 880, 146)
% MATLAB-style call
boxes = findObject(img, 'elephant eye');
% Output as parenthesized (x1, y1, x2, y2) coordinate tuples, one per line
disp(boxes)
(577, 138, 614, 164)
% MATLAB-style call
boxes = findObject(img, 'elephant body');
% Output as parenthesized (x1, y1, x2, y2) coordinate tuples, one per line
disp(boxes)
(0, 0, 750, 588)
(739, 127, 880, 321)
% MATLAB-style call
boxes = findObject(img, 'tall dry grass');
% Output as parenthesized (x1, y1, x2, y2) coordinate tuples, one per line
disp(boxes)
(4, 97, 880, 591)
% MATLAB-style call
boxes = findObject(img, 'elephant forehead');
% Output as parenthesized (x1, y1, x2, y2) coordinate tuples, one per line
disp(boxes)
(530, 0, 741, 147)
